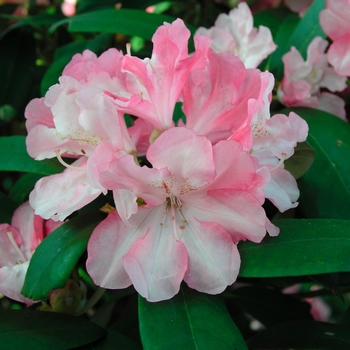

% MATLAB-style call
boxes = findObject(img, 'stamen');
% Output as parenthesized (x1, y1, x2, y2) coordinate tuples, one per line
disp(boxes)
(126, 43, 131, 56)
(170, 203, 180, 241)
(7, 231, 27, 264)
(160, 202, 168, 226)
(55, 150, 85, 170)
(270, 153, 287, 172)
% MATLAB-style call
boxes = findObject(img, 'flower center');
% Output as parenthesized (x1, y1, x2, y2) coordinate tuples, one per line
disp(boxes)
(160, 194, 187, 241)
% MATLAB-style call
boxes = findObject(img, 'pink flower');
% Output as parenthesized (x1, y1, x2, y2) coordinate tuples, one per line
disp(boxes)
(320, 0, 350, 76)
(0, 202, 62, 305)
(278, 36, 347, 119)
(86, 127, 270, 301)
(285, 0, 313, 17)
(113, 18, 211, 132)
(194, 2, 277, 68)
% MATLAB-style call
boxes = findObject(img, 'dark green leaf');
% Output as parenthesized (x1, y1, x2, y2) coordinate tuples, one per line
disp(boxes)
(239, 219, 350, 278)
(247, 320, 350, 349)
(139, 284, 248, 350)
(22, 212, 105, 300)
(51, 9, 195, 40)
(227, 286, 312, 327)
(283, 108, 350, 219)
(8, 173, 43, 204)
(0, 136, 64, 175)
(266, 14, 299, 79)
(284, 141, 315, 179)
(0, 191, 18, 224)
(0, 309, 105, 350)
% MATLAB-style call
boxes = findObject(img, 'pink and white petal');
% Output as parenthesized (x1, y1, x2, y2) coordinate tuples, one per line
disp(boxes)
(100, 154, 169, 206)
(0, 225, 22, 267)
(317, 92, 346, 120)
(128, 118, 154, 156)
(0, 262, 38, 306)
(147, 128, 216, 186)
(112, 189, 138, 224)
(29, 158, 102, 221)
(327, 35, 350, 77)
(25, 97, 55, 132)
(11, 201, 44, 256)
(86, 141, 118, 191)
(182, 219, 240, 294)
(265, 217, 280, 237)
(123, 207, 188, 301)
(184, 189, 267, 243)
(62, 50, 98, 81)
(264, 168, 300, 212)
(195, 26, 235, 54)
(86, 209, 149, 290)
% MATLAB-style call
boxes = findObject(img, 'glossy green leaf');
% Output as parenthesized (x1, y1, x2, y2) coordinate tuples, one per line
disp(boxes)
(0, 136, 64, 175)
(22, 212, 105, 300)
(50, 9, 190, 40)
(8, 173, 43, 204)
(284, 141, 315, 179)
(0, 191, 18, 224)
(284, 108, 350, 219)
(247, 320, 350, 349)
(239, 219, 350, 278)
(139, 285, 247, 350)
(287, 0, 326, 59)
(227, 286, 312, 327)
(0, 309, 105, 350)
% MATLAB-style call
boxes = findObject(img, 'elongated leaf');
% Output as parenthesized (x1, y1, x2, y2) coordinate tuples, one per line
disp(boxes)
(228, 286, 312, 327)
(283, 108, 350, 219)
(22, 212, 105, 300)
(50, 9, 192, 39)
(0, 136, 64, 175)
(139, 284, 248, 350)
(239, 219, 350, 278)
(0, 309, 105, 350)
(287, 0, 326, 59)
(247, 320, 350, 349)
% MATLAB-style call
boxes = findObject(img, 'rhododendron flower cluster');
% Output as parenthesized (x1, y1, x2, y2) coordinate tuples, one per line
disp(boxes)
(194, 2, 277, 68)
(24, 18, 308, 301)
(0, 202, 61, 305)
(277, 36, 347, 119)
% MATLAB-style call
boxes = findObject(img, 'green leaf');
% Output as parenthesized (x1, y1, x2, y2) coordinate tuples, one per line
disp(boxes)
(287, 0, 326, 60)
(283, 141, 315, 179)
(239, 219, 350, 278)
(0, 309, 105, 350)
(139, 284, 248, 350)
(0, 136, 64, 175)
(22, 212, 105, 301)
(283, 108, 350, 219)
(9, 173, 43, 204)
(246, 320, 350, 349)
(50, 9, 186, 40)
(266, 14, 299, 80)
(227, 286, 312, 327)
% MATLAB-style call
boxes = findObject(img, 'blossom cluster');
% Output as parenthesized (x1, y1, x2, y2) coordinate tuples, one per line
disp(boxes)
(19, 16, 309, 303)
